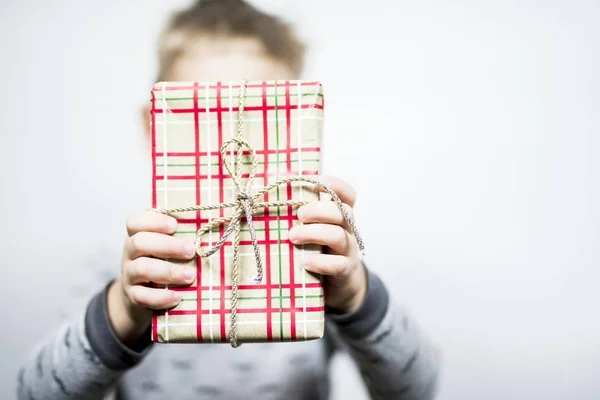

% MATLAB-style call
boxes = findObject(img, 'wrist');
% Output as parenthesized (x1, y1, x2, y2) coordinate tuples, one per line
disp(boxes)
(328, 262, 368, 314)
(107, 280, 151, 344)
(342, 266, 368, 313)
(326, 267, 390, 340)
(85, 281, 153, 370)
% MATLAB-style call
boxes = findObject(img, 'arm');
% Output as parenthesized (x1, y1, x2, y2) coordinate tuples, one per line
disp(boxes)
(17, 210, 197, 399)
(328, 269, 441, 400)
(17, 284, 152, 400)
(289, 176, 441, 399)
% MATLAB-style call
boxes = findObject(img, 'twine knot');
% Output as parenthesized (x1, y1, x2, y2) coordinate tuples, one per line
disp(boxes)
(152, 81, 365, 348)
(237, 191, 251, 201)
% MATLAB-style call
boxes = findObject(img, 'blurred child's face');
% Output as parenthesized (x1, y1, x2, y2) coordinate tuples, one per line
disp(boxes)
(169, 36, 295, 82)
(143, 36, 295, 142)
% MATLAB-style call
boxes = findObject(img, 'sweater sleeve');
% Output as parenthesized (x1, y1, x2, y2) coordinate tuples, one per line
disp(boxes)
(17, 283, 153, 400)
(328, 269, 442, 400)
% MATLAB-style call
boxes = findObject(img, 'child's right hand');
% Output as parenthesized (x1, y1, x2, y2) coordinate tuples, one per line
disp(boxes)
(107, 211, 196, 343)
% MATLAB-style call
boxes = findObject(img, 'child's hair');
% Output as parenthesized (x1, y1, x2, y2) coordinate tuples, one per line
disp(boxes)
(156, 0, 306, 80)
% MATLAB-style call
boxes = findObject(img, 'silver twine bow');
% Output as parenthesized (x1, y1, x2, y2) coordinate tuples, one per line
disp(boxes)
(153, 81, 365, 347)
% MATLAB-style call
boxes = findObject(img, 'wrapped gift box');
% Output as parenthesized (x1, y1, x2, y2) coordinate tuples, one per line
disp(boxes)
(150, 80, 326, 344)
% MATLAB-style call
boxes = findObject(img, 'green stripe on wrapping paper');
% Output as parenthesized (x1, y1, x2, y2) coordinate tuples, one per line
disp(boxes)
(163, 92, 323, 101)
(275, 81, 285, 341)
(158, 159, 320, 168)
(180, 294, 323, 302)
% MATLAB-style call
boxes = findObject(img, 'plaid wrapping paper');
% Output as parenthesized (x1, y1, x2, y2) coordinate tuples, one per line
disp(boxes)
(150, 80, 325, 344)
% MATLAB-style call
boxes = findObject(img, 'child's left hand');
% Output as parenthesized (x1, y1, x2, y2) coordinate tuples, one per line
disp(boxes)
(288, 176, 367, 313)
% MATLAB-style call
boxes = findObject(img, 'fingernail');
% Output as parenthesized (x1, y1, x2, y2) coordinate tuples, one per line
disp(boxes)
(165, 217, 177, 231)
(184, 267, 195, 281)
(297, 206, 306, 220)
(302, 255, 312, 269)
(184, 243, 196, 257)
(172, 291, 181, 302)
(302, 263, 316, 274)
(288, 229, 297, 243)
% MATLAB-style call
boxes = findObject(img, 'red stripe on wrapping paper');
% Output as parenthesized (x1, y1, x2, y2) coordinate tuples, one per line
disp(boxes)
(166, 306, 325, 316)
(151, 104, 323, 114)
(273, 81, 285, 341)
(153, 81, 321, 91)
(150, 90, 158, 342)
(170, 282, 322, 292)
(284, 81, 297, 340)
(193, 82, 203, 342)
(154, 171, 318, 180)
(262, 81, 274, 341)
(155, 147, 320, 157)
(216, 82, 227, 342)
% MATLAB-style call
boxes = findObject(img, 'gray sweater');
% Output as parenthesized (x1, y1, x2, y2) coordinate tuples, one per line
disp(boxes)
(17, 269, 440, 399)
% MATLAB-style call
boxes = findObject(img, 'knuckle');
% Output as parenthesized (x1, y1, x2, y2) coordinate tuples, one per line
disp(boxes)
(331, 264, 343, 277)
(164, 216, 177, 232)
(128, 286, 143, 305)
(335, 258, 353, 277)
(331, 263, 343, 277)
(343, 258, 354, 276)
(129, 258, 147, 280)
(125, 215, 136, 234)
(349, 188, 357, 204)
(128, 233, 142, 253)
(334, 228, 348, 250)
(121, 259, 133, 280)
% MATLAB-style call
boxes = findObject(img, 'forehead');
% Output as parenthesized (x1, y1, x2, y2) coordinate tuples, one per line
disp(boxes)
(168, 36, 296, 82)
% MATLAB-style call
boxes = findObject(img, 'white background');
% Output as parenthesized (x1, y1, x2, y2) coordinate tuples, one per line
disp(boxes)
(1, 0, 599, 399)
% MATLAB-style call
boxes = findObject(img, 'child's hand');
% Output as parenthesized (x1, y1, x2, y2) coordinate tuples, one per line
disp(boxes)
(107, 211, 196, 342)
(288, 176, 367, 314)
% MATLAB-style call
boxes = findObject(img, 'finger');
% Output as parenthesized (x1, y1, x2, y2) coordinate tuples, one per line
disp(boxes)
(314, 175, 357, 207)
(127, 232, 196, 260)
(125, 257, 196, 285)
(288, 224, 353, 255)
(297, 201, 353, 230)
(127, 285, 181, 310)
(302, 253, 355, 279)
(126, 210, 177, 236)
